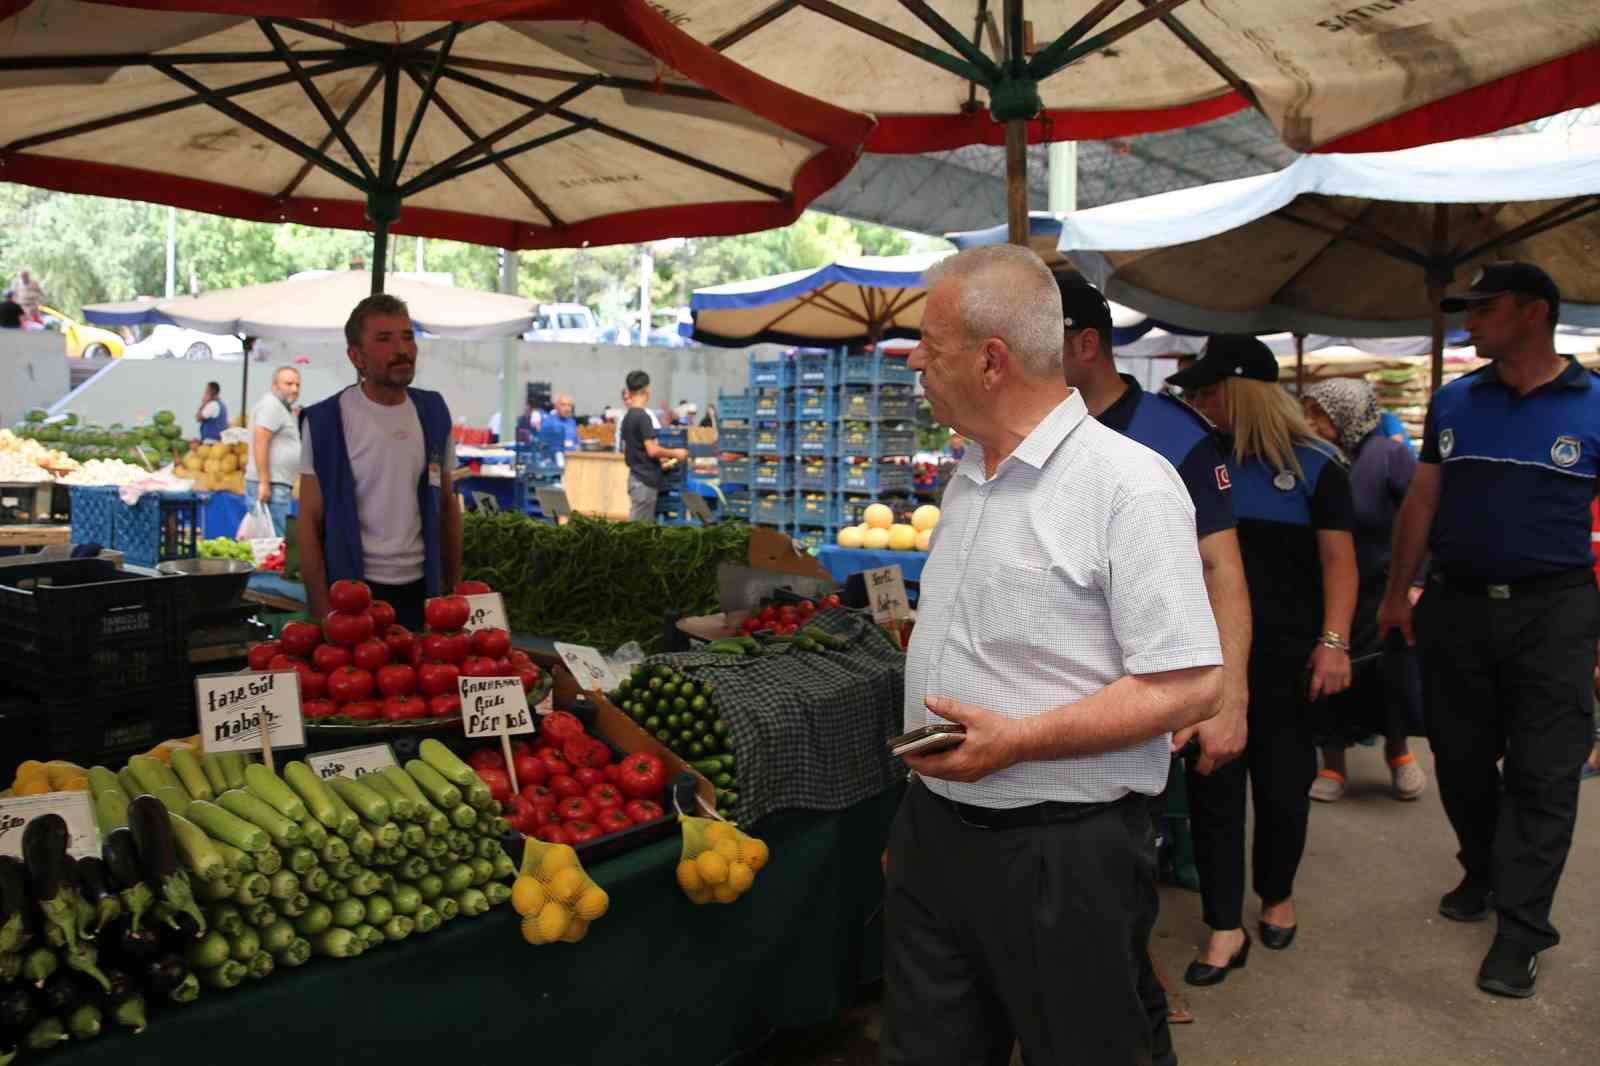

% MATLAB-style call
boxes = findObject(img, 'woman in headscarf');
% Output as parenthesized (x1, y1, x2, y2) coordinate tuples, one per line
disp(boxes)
(1301, 378, 1427, 802)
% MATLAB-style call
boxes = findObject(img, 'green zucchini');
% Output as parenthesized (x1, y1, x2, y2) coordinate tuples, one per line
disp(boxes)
(183, 801, 270, 854)
(248, 950, 275, 979)
(199, 753, 229, 796)
(296, 816, 328, 851)
(211, 840, 255, 875)
(403, 760, 462, 809)
(244, 764, 306, 821)
(275, 936, 311, 968)
(413, 904, 441, 934)
(363, 774, 415, 821)
(282, 762, 343, 831)
(310, 927, 361, 958)
(327, 778, 392, 825)
(167, 814, 226, 882)
(253, 847, 283, 876)
(217, 790, 303, 848)
(169, 749, 212, 802)
(217, 753, 248, 792)
(200, 959, 246, 989)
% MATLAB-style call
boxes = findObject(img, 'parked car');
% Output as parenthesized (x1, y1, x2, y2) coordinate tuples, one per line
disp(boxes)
(36, 305, 125, 359)
(121, 324, 245, 360)
(524, 302, 600, 344)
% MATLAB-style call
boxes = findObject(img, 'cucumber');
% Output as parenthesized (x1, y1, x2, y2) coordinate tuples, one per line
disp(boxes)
(200, 754, 229, 796)
(327, 778, 392, 825)
(244, 764, 307, 821)
(184, 801, 270, 854)
(282, 763, 344, 831)
(169, 749, 212, 802)
(403, 760, 462, 809)
(217, 790, 303, 848)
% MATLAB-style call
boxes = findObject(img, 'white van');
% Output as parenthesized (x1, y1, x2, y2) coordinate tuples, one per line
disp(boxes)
(527, 303, 599, 344)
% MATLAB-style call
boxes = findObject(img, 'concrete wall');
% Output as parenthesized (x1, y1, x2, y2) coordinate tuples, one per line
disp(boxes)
(0, 331, 72, 427)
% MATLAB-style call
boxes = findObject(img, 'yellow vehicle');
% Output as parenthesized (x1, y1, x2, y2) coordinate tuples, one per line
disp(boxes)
(37, 305, 125, 359)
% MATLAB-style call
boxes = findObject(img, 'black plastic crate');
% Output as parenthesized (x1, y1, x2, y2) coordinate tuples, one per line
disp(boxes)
(0, 558, 191, 698)
(0, 683, 194, 774)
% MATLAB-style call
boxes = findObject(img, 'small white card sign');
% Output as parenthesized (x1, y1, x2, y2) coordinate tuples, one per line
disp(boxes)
(684, 492, 714, 523)
(459, 676, 534, 740)
(463, 592, 509, 632)
(553, 642, 623, 694)
(196, 671, 305, 754)
(864, 564, 911, 624)
(0, 792, 101, 860)
(536, 487, 572, 519)
(306, 743, 398, 782)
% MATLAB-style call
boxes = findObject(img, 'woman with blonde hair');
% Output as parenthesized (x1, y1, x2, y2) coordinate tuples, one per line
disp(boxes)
(1166, 336, 1358, 986)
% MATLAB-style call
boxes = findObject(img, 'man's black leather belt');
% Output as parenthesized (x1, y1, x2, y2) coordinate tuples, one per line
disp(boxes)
(927, 786, 1133, 830)
(1435, 566, 1594, 601)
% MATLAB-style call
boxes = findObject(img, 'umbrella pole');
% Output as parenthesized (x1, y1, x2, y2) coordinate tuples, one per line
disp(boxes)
(1294, 333, 1305, 392)
(1428, 284, 1446, 395)
(370, 220, 390, 296)
(239, 341, 250, 426)
(1006, 119, 1029, 245)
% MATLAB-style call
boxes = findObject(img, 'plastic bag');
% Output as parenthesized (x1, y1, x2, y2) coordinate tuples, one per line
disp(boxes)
(237, 500, 277, 540)
(512, 840, 608, 945)
(674, 816, 768, 905)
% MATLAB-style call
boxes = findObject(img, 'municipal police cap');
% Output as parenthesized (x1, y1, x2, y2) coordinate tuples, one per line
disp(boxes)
(1057, 277, 1114, 337)
(1165, 335, 1279, 389)
(1440, 261, 1561, 316)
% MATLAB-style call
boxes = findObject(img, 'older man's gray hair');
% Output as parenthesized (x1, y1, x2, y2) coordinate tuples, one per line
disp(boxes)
(922, 246, 1064, 378)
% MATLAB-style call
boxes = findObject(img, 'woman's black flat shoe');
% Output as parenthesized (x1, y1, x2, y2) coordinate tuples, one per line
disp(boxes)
(1183, 933, 1250, 987)
(1259, 921, 1297, 950)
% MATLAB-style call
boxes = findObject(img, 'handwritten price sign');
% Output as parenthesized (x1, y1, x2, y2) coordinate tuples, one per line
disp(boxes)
(0, 793, 100, 861)
(553, 642, 623, 694)
(864, 564, 910, 623)
(459, 676, 533, 740)
(462, 592, 508, 632)
(305, 743, 398, 781)
(196, 671, 305, 754)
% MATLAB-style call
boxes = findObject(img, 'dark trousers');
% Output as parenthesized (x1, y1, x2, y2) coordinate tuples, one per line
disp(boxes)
(1187, 652, 1318, 930)
(884, 780, 1158, 1066)
(1417, 577, 1598, 951)
(367, 578, 426, 632)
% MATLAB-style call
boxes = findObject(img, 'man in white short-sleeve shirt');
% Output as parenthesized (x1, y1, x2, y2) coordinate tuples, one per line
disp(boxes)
(883, 246, 1223, 1066)
(244, 366, 301, 537)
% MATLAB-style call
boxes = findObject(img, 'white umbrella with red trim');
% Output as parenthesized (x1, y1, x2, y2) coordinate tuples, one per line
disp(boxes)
(0, 0, 874, 292)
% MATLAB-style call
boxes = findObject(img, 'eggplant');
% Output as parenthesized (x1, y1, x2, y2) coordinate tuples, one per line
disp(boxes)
(74, 857, 122, 935)
(102, 828, 155, 935)
(143, 953, 191, 1001)
(0, 986, 37, 1037)
(0, 953, 18, 984)
(21, 816, 78, 953)
(116, 922, 161, 961)
(127, 797, 205, 937)
(39, 974, 79, 1015)
(0, 856, 29, 954)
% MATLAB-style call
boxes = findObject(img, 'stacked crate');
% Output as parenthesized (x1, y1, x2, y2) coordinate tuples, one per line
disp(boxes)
(716, 389, 754, 521)
(653, 426, 692, 525)
(747, 352, 796, 534)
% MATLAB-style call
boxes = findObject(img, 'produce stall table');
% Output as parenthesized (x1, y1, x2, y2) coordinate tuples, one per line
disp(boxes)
(200, 489, 249, 539)
(57, 785, 900, 1066)
(243, 570, 307, 613)
(815, 545, 927, 586)
(0, 523, 70, 548)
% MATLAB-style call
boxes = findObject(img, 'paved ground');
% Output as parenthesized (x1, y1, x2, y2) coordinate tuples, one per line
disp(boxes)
(756, 742, 1600, 1065)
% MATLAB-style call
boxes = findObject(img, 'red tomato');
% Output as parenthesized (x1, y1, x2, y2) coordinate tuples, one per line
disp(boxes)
(326, 666, 375, 704)
(571, 767, 603, 789)
(302, 698, 338, 720)
(741, 616, 762, 634)
(424, 595, 471, 632)
(562, 736, 602, 769)
(557, 796, 595, 821)
(295, 665, 328, 701)
(507, 649, 533, 668)
(279, 621, 321, 657)
(328, 579, 372, 614)
(506, 795, 538, 835)
(417, 662, 460, 697)
(760, 606, 777, 623)
(376, 664, 417, 698)
(427, 694, 461, 719)
(603, 763, 624, 786)
(366, 599, 397, 633)
(540, 711, 585, 743)
(381, 695, 427, 721)
(341, 700, 381, 721)
(597, 808, 632, 834)
(420, 633, 452, 663)
(247, 641, 282, 671)
(533, 823, 570, 845)
(460, 656, 500, 679)
(440, 631, 471, 664)
(476, 767, 513, 803)
(468, 748, 505, 771)
(409, 643, 426, 670)
(350, 638, 389, 673)
(469, 627, 512, 659)
(521, 784, 557, 816)
(517, 665, 542, 693)
(565, 820, 603, 845)
(382, 624, 414, 662)
(586, 783, 622, 811)
(617, 752, 666, 799)
(547, 774, 584, 801)
(511, 739, 534, 757)
(536, 748, 571, 777)
(513, 754, 547, 788)
(798, 599, 815, 613)
(324, 610, 376, 648)
(624, 799, 664, 823)
(267, 654, 304, 673)
(822, 594, 841, 610)
(311, 644, 352, 674)
(779, 606, 797, 622)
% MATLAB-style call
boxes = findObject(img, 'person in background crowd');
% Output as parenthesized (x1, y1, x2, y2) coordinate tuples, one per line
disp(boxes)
(620, 370, 687, 524)
(298, 294, 460, 630)
(13, 269, 44, 323)
(1300, 378, 1427, 802)
(540, 394, 579, 451)
(699, 403, 718, 429)
(1379, 262, 1599, 999)
(244, 366, 302, 536)
(0, 290, 21, 329)
(195, 381, 228, 441)
(886, 246, 1223, 1066)
(1169, 337, 1356, 986)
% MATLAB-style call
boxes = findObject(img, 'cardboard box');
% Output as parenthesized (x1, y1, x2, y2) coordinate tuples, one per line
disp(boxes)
(677, 527, 837, 643)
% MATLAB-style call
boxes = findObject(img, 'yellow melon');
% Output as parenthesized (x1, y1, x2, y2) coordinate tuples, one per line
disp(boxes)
(863, 503, 894, 530)
(887, 524, 917, 551)
(912, 505, 941, 532)
(837, 526, 865, 549)
(862, 527, 891, 550)
(915, 529, 933, 552)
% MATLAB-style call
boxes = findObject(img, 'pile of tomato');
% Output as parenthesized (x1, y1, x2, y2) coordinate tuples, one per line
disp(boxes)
(469, 711, 670, 846)
(243, 579, 541, 722)
(737, 593, 842, 637)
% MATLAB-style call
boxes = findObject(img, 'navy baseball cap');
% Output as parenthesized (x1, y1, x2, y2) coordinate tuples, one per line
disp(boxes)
(1440, 261, 1560, 316)
(1165, 335, 1279, 389)
(1057, 277, 1114, 338)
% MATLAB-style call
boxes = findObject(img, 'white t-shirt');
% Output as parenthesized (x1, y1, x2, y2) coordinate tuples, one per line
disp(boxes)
(300, 387, 454, 586)
(199, 401, 221, 420)
(246, 393, 301, 486)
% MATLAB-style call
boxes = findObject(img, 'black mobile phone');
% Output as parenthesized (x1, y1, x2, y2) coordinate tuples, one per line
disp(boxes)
(888, 723, 966, 758)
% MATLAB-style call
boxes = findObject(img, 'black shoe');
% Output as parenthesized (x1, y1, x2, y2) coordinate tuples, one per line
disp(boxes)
(1477, 937, 1538, 998)
(1258, 920, 1297, 950)
(1439, 877, 1493, 922)
(1183, 932, 1250, 987)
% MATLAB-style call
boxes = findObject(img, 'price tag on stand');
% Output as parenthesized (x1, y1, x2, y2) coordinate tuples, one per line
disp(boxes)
(864, 564, 910, 624)
(553, 642, 623, 695)
(305, 743, 398, 782)
(196, 670, 305, 768)
(683, 492, 714, 524)
(462, 592, 509, 632)
(0, 792, 100, 860)
(459, 676, 535, 793)
(536, 487, 572, 520)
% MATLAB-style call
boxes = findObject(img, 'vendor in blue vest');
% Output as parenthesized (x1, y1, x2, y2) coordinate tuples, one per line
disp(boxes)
(1380, 262, 1600, 1000)
(296, 294, 460, 629)
(195, 381, 228, 441)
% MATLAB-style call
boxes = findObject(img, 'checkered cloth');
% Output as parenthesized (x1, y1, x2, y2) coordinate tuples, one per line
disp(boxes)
(647, 609, 905, 824)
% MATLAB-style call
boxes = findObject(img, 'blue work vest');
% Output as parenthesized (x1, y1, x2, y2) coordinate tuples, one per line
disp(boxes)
(201, 400, 228, 441)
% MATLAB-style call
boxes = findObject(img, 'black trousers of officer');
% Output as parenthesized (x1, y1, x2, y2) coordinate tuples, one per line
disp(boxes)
(1417, 573, 1598, 951)
(1186, 650, 1318, 930)
(883, 780, 1157, 1066)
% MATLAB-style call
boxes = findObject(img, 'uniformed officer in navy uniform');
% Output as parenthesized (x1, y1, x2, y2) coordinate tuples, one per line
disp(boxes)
(1060, 279, 1253, 1062)
(1380, 262, 1599, 999)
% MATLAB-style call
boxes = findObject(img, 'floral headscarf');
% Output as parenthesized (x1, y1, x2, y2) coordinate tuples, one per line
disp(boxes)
(1304, 378, 1381, 456)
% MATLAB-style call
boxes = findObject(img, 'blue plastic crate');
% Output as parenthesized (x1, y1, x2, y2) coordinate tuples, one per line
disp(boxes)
(660, 462, 687, 490)
(656, 426, 688, 450)
(718, 425, 752, 452)
(748, 352, 796, 389)
(796, 351, 842, 388)
(68, 485, 118, 548)
(655, 491, 688, 525)
(753, 492, 792, 528)
(793, 387, 839, 420)
(114, 491, 203, 568)
(720, 455, 753, 485)
(796, 457, 836, 493)
(796, 421, 835, 456)
(837, 420, 918, 457)
(837, 459, 914, 495)
(751, 390, 792, 422)
(791, 527, 827, 553)
(723, 488, 752, 520)
(718, 391, 754, 422)
(751, 458, 794, 492)
(841, 385, 918, 422)
(794, 492, 841, 528)
(752, 421, 791, 457)
(842, 350, 917, 386)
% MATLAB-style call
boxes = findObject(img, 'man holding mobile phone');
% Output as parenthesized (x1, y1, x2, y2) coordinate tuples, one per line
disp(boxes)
(886, 248, 1224, 1066)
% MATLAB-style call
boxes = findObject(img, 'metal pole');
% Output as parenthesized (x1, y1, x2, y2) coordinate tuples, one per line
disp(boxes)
(1428, 286, 1446, 396)
(165, 206, 177, 299)
(1047, 140, 1076, 214)
(415, 235, 424, 273)
(239, 341, 250, 423)
(1294, 332, 1305, 393)
(370, 221, 389, 295)
(639, 248, 653, 346)
(1427, 204, 1451, 396)
(498, 249, 519, 445)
